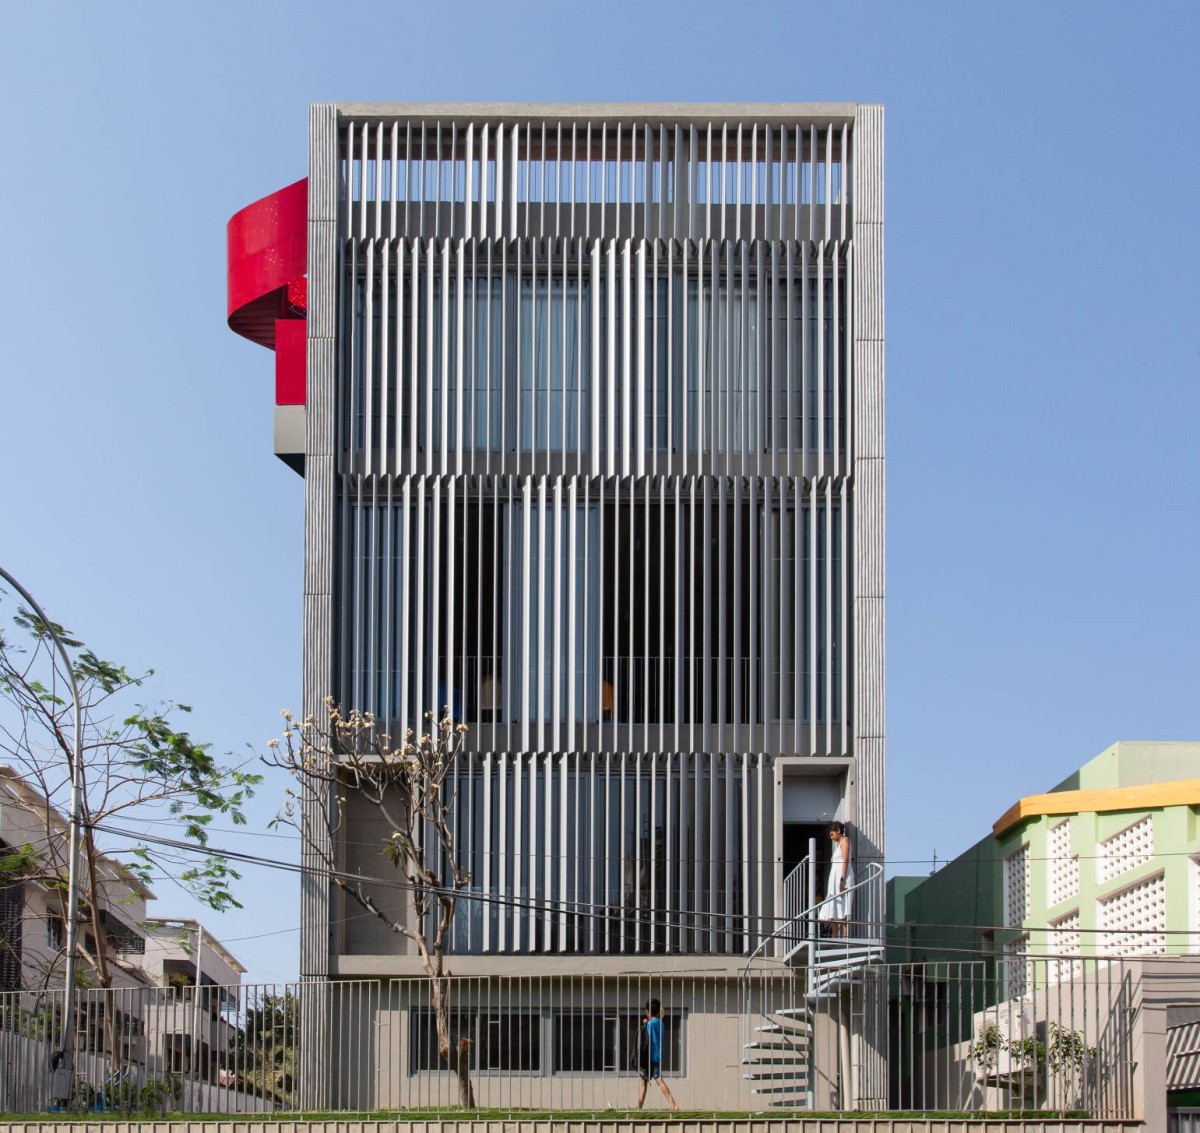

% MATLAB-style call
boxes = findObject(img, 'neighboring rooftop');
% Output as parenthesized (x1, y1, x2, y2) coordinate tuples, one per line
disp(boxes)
(142, 918, 247, 977)
(994, 741, 1200, 835)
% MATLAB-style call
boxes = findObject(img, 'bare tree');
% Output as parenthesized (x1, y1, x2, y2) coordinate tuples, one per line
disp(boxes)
(265, 700, 476, 1107)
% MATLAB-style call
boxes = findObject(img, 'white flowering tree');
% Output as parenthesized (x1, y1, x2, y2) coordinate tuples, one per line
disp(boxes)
(265, 701, 476, 1107)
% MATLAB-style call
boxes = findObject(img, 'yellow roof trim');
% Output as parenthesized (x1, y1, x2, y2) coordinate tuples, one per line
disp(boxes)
(993, 778, 1200, 837)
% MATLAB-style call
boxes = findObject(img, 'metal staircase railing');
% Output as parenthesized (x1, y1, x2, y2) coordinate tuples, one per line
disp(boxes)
(739, 861, 884, 1109)
(745, 859, 884, 973)
(781, 852, 813, 925)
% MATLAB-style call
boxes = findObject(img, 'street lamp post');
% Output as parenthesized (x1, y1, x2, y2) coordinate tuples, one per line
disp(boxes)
(0, 568, 86, 1103)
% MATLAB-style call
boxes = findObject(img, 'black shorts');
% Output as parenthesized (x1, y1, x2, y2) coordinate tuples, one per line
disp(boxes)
(640, 1059, 662, 1081)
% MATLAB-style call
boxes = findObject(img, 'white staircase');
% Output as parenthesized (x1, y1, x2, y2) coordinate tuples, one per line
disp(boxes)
(807, 935, 886, 997)
(743, 1003, 812, 1107)
(741, 862, 884, 1109)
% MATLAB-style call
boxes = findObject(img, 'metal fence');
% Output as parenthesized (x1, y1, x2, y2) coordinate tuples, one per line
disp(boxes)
(0, 981, 291, 1115)
(882, 957, 1136, 1115)
(0, 957, 1136, 1117)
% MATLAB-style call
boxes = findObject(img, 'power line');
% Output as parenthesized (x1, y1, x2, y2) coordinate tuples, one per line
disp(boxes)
(110, 813, 1193, 868)
(90, 820, 1200, 954)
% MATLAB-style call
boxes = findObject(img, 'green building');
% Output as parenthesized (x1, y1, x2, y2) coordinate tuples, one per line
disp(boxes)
(890, 741, 1200, 981)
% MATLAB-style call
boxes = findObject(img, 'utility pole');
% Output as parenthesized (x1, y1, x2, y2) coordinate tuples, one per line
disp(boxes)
(0, 568, 85, 1104)
(191, 922, 205, 1083)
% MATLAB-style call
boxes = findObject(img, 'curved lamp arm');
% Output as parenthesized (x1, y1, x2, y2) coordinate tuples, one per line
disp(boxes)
(0, 567, 85, 1098)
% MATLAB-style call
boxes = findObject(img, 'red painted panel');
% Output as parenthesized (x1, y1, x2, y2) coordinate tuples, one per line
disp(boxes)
(286, 277, 308, 316)
(226, 178, 308, 352)
(275, 319, 307, 406)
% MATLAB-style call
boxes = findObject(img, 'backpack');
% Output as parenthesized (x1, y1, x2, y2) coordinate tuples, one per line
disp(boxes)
(628, 1020, 650, 1072)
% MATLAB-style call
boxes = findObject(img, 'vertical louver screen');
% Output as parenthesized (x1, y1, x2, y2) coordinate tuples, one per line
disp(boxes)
(302, 108, 883, 959)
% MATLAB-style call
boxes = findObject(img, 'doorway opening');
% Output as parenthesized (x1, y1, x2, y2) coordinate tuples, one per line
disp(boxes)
(782, 822, 832, 901)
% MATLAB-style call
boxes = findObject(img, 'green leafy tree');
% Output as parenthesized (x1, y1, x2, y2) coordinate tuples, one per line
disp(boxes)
(971, 1020, 1096, 1111)
(266, 702, 476, 1107)
(0, 586, 261, 997)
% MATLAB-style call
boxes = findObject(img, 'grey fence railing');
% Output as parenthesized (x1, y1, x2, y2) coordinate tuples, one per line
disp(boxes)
(0, 957, 1136, 1117)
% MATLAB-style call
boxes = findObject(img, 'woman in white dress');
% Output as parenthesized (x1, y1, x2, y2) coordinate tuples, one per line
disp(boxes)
(817, 822, 854, 938)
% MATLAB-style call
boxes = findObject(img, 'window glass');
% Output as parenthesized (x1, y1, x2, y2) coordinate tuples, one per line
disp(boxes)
(477, 1012, 541, 1071)
(553, 1012, 682, 1073)
(555, 1013, 619, 1072)
(504, 502, 600, 723)
(515, 277, 591, 452)
(353, 264, 845, 458)
(409, 1010, 541, 1073)
(409, 1010, 474, 1073)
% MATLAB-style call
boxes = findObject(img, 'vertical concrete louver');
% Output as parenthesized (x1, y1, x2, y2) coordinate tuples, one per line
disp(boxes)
(298, 103, 339, 1109)
(302, 103, 339, 981)
(849, 104, 885, 927)
(300, 103, 884, 973)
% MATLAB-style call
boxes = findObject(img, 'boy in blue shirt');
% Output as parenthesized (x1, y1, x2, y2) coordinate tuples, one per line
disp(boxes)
(636, 998, 680, 1111)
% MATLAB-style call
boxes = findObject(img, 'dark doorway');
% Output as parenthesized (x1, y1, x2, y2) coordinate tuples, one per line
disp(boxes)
(782, 822, 833, 895)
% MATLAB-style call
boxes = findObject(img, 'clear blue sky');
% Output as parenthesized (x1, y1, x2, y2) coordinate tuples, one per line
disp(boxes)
(1, 1, 1197, 982)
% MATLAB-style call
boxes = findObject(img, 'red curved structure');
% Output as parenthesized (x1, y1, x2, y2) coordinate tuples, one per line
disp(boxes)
(227, 178, 308, 405)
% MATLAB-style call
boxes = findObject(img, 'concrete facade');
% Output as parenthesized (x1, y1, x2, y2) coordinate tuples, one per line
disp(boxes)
(288, 101, 886, 979)
(140, 921, 246, 991)
(313, 100, 883, 1112)
(0, 764, 153, 997)
(230, 101, 885, 1112)
(138, 920, 247, 1083)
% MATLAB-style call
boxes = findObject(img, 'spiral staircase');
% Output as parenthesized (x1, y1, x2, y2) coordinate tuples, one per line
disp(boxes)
(741, 861, 885, 1109)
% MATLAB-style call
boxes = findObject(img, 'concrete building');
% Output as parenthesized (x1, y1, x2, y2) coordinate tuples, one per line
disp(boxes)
(890, 741, 1200, 985)
(228, 102, 885, 1108)
(0, 765, 153, 1001)
(883, 743, 1200, 1123)
(0, 766, 255, 1109)
(138, 920, 246, 1084)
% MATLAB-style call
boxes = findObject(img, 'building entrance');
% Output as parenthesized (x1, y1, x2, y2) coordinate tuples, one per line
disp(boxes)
(782, 822, 832, 898)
